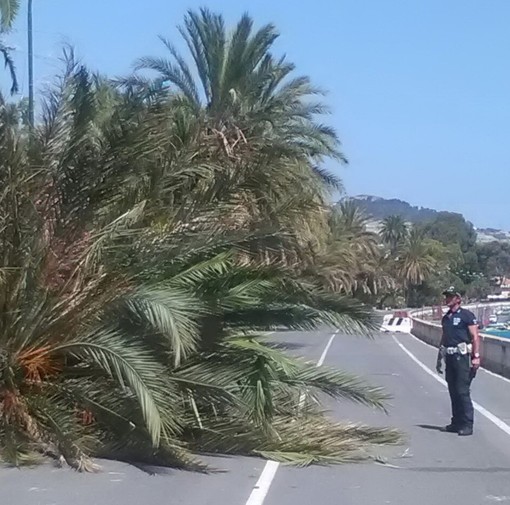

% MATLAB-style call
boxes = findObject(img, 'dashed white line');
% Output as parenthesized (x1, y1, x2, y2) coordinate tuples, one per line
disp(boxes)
(245, 460, 280, 505)
(392, 335, 510, 437)
(317, 331, 338, 367)
(244, 329, 340, 505)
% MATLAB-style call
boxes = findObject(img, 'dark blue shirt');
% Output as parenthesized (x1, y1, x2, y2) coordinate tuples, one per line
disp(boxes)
(441, 308, 477, 347)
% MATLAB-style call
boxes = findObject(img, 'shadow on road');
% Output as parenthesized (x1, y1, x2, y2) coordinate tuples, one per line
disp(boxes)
(416, 424, 449, 432)
(266, 341, 308, 351)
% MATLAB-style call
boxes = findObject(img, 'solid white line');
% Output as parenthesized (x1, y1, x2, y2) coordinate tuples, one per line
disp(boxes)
(244, 329, 340, 505)
(392, 335, 510, 437)
(480, 367, 510, 385)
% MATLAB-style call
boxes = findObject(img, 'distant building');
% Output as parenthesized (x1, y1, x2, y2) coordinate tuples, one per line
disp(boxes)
(487, 277, 510, 300)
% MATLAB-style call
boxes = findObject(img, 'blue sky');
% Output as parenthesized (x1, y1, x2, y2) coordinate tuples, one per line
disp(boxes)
(3, 0, 510, 229)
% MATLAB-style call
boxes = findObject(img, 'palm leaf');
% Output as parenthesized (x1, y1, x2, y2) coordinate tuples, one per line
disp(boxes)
(0, 0, 19, 31)
(0, 42, 17, 94)
(51, 330, 173, 447)
(226, 337, 389, 410)
(122, 286, 202, 367)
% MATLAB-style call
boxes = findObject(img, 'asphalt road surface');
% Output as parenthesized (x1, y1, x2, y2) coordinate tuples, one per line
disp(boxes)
(3, 329, 510, 505)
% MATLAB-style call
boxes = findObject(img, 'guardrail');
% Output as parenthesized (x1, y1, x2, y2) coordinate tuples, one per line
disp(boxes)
(410, 303, 510, 379)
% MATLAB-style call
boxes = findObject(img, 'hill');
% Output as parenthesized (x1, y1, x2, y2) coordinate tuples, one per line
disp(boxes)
(342, 195, 440, 223)
(341, 195, 510, 243)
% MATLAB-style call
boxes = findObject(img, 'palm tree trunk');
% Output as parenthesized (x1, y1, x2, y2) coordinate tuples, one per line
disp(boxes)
(28, 0, 34, 130)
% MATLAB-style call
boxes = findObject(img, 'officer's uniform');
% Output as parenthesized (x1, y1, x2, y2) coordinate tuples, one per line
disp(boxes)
(441, 307, 477, 431)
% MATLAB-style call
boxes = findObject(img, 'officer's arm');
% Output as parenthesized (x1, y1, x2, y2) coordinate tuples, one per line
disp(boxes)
(439, 319, 447, 349)
(468, 324, 481, 359)
(439, 330, 446, 347)
(436, 326, 446, 374)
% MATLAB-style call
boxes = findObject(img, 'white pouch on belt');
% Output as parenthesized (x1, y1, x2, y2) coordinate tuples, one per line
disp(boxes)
(457, 343, 472, 355)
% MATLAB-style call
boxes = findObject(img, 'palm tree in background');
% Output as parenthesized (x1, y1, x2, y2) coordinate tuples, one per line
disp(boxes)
(330, 201, 379, 259)
(397, 228, 436, 304)
(380, 214, 408, 254)
(134, 8, 343, 163)
(131, 8, 346, 267)
(308, 202, 394, 297)
(0, 0, 20, 94)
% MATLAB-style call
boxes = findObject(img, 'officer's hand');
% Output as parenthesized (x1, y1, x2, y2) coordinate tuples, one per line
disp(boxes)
(436, 349, 443, 374)
(471, 357, 481, 370)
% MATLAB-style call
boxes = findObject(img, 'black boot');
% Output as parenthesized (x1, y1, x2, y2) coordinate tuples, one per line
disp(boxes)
(458, 426, 473, 436)
(444, 424, 459, 433)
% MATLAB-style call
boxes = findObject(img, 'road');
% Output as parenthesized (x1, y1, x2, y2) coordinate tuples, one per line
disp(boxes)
(3, 329, 510, 505)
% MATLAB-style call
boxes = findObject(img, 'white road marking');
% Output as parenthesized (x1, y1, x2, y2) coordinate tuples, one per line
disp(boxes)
(480, 367, 510, 385)
(244, 329, 340, 505)
(317, 332, 338, 367)
(393, 335, 510, 437)
(245, 461, 280, 505)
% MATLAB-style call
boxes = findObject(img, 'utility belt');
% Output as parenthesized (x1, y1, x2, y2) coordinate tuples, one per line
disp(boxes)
(441, 343, 472, 356)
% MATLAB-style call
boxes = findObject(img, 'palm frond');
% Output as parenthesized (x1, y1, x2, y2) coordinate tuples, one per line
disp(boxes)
(121, 286, 202, 367)
(51, 330, 176, 447)
(227, 337, 389, 410)
(0, 0, 19, 31)
(0, 42, 18, 94)
(189, 415, 401, 466)
(81, 201, 146, 271)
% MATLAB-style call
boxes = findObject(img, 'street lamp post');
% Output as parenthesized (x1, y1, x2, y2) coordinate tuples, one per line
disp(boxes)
(28, 0, 34, 129)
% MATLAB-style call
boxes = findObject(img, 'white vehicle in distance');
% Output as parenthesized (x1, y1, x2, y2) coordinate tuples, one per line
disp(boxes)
(380, 311, 412, 334)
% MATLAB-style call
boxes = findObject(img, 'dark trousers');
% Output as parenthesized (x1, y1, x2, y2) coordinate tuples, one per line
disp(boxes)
(445, 354, 475, 427)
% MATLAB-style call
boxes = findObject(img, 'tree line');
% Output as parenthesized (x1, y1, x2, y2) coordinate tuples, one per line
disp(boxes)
(343, 207, 510, 309)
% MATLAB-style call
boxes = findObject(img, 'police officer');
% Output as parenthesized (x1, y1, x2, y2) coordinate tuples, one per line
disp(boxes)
(436, 287, 481, 436)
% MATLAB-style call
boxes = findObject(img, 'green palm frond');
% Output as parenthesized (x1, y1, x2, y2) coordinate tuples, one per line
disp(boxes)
(27, 394, 99, 471)
(177, 331, 389, 443)
(287, 364, 390, 410)
(168, 251, 233, 288)
(122, 286, 202, 367)
(0, 428, 44, 468)
(0, 41, 17, 94)
(81, 201, 146, 270)
(135, 34, 201, 108)
(189, 415, 400, 466)
(256, 416, 401, 466)
(0, 0, 19, 31)
(226, 337, 389, 410)
(51, 329, 177, 447)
